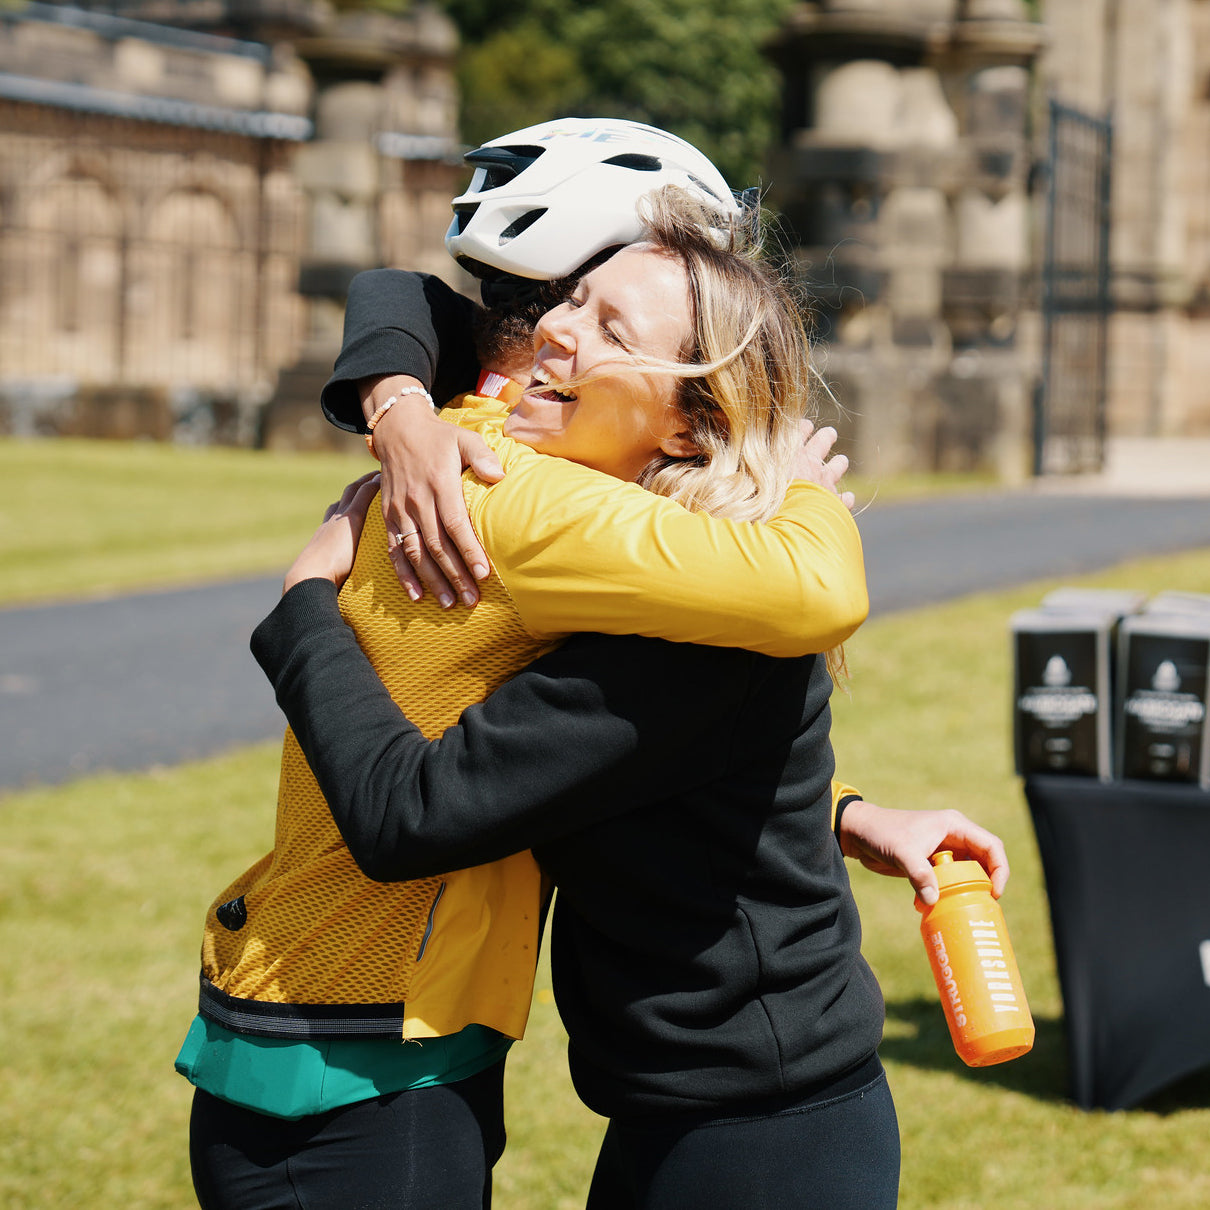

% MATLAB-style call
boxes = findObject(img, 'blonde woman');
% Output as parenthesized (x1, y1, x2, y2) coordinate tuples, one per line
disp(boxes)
(217, 191, 1011, 1209)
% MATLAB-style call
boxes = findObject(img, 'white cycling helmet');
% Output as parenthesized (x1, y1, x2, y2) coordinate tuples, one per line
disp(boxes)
(444, 117, 741, 283)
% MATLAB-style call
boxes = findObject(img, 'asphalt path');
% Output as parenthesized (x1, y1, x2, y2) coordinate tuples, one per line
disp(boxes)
(2, 491, 1208, 790)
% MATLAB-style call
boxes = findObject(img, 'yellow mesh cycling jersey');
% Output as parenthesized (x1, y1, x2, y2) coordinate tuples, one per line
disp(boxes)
(199, 399, 867, 1043)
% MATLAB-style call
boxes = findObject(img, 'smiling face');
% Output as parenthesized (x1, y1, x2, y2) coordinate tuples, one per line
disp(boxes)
(502, 245, 701, 482)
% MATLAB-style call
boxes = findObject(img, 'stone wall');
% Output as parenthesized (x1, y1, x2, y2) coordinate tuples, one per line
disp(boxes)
(0, 1, 464, 446)
(767, 0, 1043, 479)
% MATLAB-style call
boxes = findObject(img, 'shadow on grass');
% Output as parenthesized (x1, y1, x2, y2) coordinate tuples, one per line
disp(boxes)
(1136, 1067, 1210, 1117)
(882, 997, 1210, 1115)
(880, 996, 1070, 1103)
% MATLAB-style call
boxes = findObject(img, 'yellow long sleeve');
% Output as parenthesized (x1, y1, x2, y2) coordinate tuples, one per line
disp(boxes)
(449, 403, 869, 659)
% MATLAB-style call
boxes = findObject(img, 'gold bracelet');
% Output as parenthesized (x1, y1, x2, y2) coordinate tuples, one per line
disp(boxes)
(364, 386, 435, 457)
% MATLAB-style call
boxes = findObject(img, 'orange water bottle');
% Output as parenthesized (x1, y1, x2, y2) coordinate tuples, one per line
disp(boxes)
(916, 851, 1035, 1067)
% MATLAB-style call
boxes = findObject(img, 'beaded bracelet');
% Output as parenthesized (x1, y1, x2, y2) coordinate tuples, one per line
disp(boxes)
(365, 386, 435, 458)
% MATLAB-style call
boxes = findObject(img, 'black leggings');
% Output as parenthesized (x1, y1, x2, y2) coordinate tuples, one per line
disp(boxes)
(188, 1059, 506, 1210)
(585, 1064, 900, 1210)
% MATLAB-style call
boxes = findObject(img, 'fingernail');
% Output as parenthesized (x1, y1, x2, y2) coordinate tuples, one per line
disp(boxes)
(406, 585, 421, 602)
(472, 563, 489, 580)
(461, 591, 478, 607)
(438, 592, 455, 609)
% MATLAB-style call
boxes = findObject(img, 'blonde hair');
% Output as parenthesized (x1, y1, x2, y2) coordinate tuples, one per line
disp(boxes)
(638, 188, 848, 682)
(631, 187, 814, 526)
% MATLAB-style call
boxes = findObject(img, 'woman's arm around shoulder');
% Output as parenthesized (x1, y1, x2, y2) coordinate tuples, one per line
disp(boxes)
(473, 448, 867, 659)
(319, 269, 479, 433)
(253, 581, 755, 881)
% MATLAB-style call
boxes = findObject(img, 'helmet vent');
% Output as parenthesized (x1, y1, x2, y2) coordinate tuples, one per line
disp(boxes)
(495, 144, 547, 158)
(603, 153, 662, 172)
(465, 145, 547, 191)
(482, 166, 514, 190)
(499, 208, 547, 243)
(451, 203, 480, 235)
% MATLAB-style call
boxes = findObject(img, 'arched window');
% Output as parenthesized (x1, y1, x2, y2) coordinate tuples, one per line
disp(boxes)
(20, 175, 122, 381)
(140, 189, 243, 388)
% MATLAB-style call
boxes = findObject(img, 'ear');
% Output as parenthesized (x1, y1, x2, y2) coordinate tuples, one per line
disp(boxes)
(657, 429, 702, 460)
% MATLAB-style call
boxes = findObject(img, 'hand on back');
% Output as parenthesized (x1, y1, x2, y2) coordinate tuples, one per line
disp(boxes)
(790, 421, 855, 512)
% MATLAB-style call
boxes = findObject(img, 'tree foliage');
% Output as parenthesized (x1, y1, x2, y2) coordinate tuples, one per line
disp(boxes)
(434, 0, 797, 187)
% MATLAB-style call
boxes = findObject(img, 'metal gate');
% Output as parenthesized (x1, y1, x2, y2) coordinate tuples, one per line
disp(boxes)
(1033, 99, 1114, 476)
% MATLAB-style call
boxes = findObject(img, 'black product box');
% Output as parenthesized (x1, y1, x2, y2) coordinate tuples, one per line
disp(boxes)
(1012, 607, 1120, 780)
(1117, 613, 1210, 787)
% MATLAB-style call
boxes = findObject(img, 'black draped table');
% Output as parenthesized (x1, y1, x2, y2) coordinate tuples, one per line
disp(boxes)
(1025, 775, 1210, 1110)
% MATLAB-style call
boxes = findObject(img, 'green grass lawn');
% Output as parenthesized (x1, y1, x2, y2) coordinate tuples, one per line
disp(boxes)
(3, 437, 1209, 1207)
(829, 546, 1210, 1210)
(4, 544, 1210, 1208)
(0, 437, 368, 606)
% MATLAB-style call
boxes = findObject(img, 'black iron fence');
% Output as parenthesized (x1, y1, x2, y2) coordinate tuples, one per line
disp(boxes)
(1033, 98, 1114, 476)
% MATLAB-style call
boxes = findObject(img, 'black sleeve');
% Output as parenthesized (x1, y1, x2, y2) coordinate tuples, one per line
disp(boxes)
(319, 270, 481, 432)
(250, 579, 747, 880)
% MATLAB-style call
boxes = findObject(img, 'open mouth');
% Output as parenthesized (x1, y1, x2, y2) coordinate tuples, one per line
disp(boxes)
(529, 366, 577, 403)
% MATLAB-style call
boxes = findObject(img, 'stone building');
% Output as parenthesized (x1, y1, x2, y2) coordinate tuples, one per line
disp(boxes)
(766, 0, 1210, 478)
(0, 0, 463, 446)
(767, 0, 1046, 479)
(1039, 0, 1210, 444)
(5, 0, 1208, 472)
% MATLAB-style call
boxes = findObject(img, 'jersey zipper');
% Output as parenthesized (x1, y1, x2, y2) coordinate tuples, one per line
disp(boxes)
(416, 881, 445, 961)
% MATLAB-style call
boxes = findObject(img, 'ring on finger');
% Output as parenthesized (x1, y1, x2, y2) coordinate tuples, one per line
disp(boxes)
(394, 530, 418, 544)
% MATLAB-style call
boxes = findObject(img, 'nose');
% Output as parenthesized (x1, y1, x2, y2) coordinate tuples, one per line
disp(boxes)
(534, 300, 576, 356)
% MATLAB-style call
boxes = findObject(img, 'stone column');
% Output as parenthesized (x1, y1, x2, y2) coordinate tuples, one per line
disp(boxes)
(260, 6, 460, 450)
(765, 0, 1043, 479)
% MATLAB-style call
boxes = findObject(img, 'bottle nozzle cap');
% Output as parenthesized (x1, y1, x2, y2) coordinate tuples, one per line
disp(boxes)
(929, 850, 992, 892)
